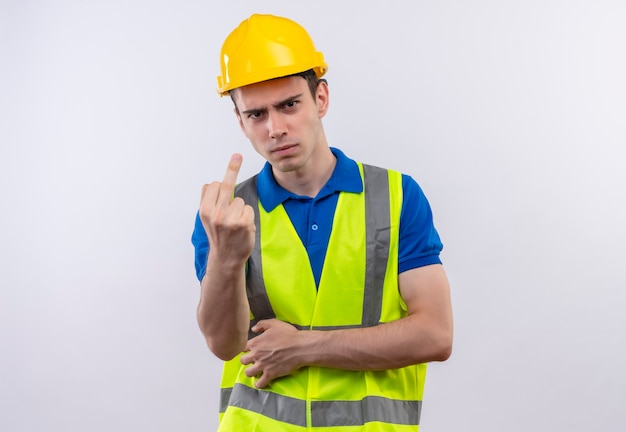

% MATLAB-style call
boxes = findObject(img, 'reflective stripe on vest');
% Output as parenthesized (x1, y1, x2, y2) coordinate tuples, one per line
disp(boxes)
(221, 383, 422, 427)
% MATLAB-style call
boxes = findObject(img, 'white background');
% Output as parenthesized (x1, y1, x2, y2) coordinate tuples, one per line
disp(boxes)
(2, 1, 625, 431)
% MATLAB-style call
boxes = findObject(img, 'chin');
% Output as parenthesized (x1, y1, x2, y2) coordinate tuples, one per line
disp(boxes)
(273, 158, 302, 173)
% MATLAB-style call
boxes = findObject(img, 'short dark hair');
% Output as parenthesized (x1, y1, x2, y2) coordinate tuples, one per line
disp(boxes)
(292, 69, 326, 99)
(230, 69, 327, 112)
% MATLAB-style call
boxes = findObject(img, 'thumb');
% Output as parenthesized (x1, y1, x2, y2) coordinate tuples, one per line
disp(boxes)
(251, 320, 270, 333)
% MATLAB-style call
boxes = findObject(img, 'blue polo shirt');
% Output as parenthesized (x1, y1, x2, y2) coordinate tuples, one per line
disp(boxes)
(192, 148, 443, 285)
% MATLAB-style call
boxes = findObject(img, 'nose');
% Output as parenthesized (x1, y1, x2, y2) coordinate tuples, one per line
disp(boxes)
(267, 111, 287, 139)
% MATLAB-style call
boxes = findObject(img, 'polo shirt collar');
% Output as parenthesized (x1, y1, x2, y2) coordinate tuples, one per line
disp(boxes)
(256, 147, 363, 212)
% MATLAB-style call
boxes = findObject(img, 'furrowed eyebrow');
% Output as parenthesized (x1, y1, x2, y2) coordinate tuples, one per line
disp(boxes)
(273, 94, 303, 108)
(241, 107, 266, 116)
(241, 93, 303, 115)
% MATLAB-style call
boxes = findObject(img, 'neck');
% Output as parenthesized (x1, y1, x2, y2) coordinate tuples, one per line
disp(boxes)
(273, 146, 336, 198)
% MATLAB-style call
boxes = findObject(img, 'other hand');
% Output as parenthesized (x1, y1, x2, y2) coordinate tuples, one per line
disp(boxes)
(241, 319, 304, 389)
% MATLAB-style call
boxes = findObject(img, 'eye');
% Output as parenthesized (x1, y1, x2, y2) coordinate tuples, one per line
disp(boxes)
(283, 100, 298, 110)
(248, 111, 264, 120)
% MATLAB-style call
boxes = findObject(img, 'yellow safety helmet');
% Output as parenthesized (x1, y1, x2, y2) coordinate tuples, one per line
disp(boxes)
(216, 14, 328, 96)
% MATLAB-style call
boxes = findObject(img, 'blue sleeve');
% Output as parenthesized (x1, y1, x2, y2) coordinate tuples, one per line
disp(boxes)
(191, 211, 209, 282)
(398, 174, 443, 273)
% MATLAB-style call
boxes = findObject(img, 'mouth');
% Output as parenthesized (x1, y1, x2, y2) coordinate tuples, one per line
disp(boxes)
(271, 143, 298, 155)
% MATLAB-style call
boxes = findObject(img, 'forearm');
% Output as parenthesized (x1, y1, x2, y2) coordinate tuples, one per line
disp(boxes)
(301, 314, 452, 371)
(197, 254, 250, 360)
(243, 312, 452, 389)
(242, 265, 453, 388)
(299, 266, 453, 371)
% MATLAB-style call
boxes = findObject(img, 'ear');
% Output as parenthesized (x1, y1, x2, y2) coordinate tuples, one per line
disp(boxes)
(316, 80, 330, 118)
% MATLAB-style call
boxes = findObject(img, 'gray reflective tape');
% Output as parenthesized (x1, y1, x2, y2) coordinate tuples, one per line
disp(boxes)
(219, 387, 232, 413)
(222, 384, 307, 427)
(234, 177, 276, 337)
(361, 164, 390, 327)
(221, 386, 420, 427)
(311, 396, 421, 427)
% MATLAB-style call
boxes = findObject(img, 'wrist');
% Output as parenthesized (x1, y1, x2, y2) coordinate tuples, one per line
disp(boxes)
(206, 252, 246, 278)
(298, 329, 326, 367)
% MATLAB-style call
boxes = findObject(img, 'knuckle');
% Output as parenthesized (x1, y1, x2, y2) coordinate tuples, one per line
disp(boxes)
(231, 196, 245, 207)
(198, 207, 213, 223)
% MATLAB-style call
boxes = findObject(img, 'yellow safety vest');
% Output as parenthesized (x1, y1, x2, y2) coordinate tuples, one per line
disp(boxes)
(222, 163, 427, 431)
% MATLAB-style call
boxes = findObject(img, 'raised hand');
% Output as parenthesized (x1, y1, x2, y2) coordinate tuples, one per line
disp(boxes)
(199, 154, 255, 266)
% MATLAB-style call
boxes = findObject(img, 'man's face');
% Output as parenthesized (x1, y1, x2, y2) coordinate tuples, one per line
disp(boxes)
(233, 76, 329, 174)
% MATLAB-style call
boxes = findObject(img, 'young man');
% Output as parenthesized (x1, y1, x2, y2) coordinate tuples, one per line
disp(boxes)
(191, 14, 453, 431)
